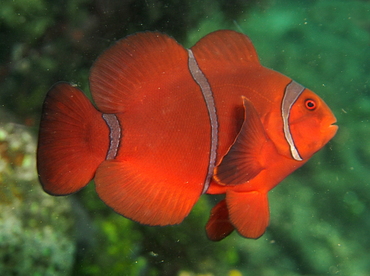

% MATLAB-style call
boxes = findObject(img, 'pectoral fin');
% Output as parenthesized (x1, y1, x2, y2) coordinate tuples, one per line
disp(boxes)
(214, 97, 268, 185)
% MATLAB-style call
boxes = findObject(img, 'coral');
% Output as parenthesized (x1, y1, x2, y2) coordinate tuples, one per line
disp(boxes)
(0, 116, 76, 275)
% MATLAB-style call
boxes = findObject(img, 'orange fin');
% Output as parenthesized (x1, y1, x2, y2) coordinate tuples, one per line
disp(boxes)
(90, 32, 188, 113)
(214, 97, 267, 184)
(226, 190, 270, 239)
(206, 199, 234, 241)
(191, 30, 260, 70)
(95, 160, 201, 226)
(37, 82, 109, 195)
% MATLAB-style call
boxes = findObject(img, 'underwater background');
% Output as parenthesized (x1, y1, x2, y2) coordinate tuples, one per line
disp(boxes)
(0, 0, 369, 275)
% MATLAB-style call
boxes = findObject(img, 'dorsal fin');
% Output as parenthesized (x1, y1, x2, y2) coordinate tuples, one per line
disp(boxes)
(90, 32, 188, 113)
(190, 30, 260, 70)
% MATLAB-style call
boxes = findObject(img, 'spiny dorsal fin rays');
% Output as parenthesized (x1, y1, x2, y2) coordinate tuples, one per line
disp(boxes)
(90, 32, 188, 113)
(190, 30, 260, 69)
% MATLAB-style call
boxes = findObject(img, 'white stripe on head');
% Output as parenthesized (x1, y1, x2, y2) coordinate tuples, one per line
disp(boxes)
(281, 81, 305, 161)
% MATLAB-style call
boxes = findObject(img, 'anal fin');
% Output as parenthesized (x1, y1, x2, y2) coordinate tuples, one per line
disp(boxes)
(95, 160, 201, 226)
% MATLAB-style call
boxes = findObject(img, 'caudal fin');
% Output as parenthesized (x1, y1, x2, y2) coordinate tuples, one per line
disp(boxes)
(37, 82, 109, 195)
(205, 199, 234, 241)
(226, 190, 270, 239)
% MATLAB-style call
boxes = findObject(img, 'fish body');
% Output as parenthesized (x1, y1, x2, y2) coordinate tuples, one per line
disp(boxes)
(37, 30, 337, 241)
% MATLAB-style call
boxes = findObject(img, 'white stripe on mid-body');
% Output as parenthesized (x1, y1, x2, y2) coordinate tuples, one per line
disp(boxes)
(281, 80, 305, 161)
(102, 113, 121, 160)
(187, 49, 219, 194)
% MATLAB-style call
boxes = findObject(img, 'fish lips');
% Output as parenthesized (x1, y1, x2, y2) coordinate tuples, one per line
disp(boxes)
(323, 118, 338, 144)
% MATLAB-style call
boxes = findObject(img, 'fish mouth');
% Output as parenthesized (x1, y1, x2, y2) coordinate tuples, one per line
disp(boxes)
(329, 118, 338, 128)
(327, 120, 338, 139)
(320, 113, 338, 140)
(330, 117, 338, 128)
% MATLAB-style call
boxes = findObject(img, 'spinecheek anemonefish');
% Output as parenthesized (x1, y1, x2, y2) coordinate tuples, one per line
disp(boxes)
(37, 30, 337, 241)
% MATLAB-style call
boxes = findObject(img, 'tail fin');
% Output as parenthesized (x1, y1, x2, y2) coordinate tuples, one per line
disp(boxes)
(37, 82, 109, 195)
(226, 190, 270, 239)
(206, 199, 234, 241)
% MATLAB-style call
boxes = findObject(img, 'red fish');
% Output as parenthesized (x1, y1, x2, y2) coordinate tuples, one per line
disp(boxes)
(37, 30, 337, 241)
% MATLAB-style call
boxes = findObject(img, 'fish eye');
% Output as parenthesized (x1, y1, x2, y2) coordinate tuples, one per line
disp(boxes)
(305, 99, 316, 110)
